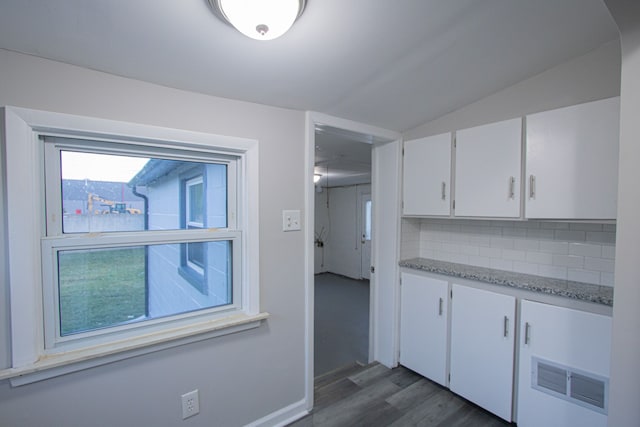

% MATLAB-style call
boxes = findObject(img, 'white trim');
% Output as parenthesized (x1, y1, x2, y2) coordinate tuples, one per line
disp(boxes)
(1, 106, 263, 379)
(244, 398, 309, 427)
(304, 111, 401, 410)
(4, 312, 269, 386)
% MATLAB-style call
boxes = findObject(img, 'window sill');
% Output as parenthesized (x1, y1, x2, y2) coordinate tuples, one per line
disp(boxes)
(1, 311, 269, 386)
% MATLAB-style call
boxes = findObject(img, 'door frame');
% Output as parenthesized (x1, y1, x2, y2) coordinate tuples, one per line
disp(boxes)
(304, 111, 402, 410)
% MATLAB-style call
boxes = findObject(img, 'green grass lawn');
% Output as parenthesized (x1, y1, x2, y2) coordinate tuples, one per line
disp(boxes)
(58, 247, 146, 336)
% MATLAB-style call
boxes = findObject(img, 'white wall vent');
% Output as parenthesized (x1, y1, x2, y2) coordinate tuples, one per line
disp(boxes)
(532, 357, 608, 415)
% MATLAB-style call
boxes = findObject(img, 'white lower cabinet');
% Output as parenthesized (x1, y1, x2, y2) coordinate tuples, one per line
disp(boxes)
(449, 284, 516, 422)
(517, 300, 612, 427)
(399, 272, 448, 386)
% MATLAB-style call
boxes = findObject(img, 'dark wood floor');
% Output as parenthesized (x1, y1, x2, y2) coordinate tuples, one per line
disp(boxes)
(288, 362, 515, 427)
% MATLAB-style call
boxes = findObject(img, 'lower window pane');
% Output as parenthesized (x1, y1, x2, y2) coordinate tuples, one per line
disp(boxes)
(57, 242, 233, 336)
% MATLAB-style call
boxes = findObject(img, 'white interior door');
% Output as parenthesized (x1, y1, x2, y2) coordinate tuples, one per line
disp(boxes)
(360, 192, 372, 279)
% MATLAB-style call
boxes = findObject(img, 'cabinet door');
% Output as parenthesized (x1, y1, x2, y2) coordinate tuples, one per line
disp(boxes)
(525, 97, 619, 219)
(450, 284, 515, 421)
(399, 272, 449, 386)
(403, 133, 451, 216)
(518, 300, 611, 427)
(455, 118, 522, 218)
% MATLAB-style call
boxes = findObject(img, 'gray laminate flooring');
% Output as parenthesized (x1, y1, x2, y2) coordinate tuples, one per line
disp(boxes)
(315, 273, 369, 377)
(289, 362, 515, 427)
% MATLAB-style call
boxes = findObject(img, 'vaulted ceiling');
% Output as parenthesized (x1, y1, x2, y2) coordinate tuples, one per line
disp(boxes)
(0, 0, 618, 133)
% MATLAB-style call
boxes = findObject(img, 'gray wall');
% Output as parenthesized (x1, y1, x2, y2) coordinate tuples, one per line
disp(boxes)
(0, 48, 306, 427)
(603, 2, 640, 425)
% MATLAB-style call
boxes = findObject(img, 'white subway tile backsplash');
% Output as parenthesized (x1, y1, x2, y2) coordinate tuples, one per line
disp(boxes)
(514, 239, 540, 251)
(539, 265, 568, 280)
(447, 253, 470, 264)
(586, 231, 616, 244)
(502, 227, 528, 238)
(569, 243, 602, 258)
(479, 247, 502, 258)
(490, 258, 513, 271)
(404, 219, 616, 287)
(526, 229, 555, 240)
(442, 242, 461, 253)
(568, 269, 601, 285)
(502, 249, 527, 261)
(584, 257, 615, 273)
(553, 254, 585, 269)
(601, 272, 615, 287)
(461, 246, 480, 256)
(554, 230, 586, 242)
(526, 251, 553, 265)
(468, 255, 492, 268)
(570, 222, 606, 232)
(490, 237, 515, 249)
(513, 261, 540, 275)
(469, 234, 492, 247)
(602, 245, 616, 259)
(539, 241, 569, 254)
(539, 221, 570, 230)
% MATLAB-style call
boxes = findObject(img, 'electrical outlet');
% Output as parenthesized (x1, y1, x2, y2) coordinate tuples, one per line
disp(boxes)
(282, 209, 301, 231)
(181, 389, 200, 419)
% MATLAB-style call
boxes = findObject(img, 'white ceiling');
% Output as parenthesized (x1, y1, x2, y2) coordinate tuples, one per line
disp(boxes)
(314, 125, 377, 188)
(0, 1, 619, 188)
(0, 0, 618, 133)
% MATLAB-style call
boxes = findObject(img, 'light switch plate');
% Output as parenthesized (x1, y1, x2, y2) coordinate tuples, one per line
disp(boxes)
(282, 210, 301, 231)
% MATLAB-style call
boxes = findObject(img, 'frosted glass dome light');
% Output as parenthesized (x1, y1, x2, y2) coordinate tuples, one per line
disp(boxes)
(210, 0, 307, 41)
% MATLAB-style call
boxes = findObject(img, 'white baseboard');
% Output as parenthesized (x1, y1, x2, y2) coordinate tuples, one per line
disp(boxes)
(245, 398, 309, 427)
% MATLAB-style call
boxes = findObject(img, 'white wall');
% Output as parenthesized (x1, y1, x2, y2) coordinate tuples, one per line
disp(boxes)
(314, 184, 371, 279)
(0, 49, 307, 427)
(602, 2, 640, 425)
(404, 40, 620, 139)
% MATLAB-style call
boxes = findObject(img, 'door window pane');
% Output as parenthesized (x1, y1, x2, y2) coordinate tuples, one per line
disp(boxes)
(364, 200, 372, 241)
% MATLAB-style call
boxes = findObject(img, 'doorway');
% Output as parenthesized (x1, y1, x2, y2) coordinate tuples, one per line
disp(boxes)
(304, 113, 402, 409)
(313, 125, 373, 376)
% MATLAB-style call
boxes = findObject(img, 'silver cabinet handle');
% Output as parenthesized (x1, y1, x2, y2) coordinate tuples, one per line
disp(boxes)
(524, 322, 531, 345)
(503, 316, 509, 338)
(509, 176, 515, 199)
(438, 298, 443, 316)
(441, 182, 446, 200)
(529, 175, 536, 198)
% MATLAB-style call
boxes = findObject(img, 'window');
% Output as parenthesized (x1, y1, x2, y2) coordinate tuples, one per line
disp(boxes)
(2, 107, 263, 384)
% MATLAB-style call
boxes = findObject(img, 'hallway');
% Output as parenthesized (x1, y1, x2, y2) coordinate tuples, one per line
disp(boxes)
(314, 273, 370, 377)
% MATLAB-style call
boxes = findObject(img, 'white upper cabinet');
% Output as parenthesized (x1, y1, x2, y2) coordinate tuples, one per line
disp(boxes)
(403, 133, 451, 216)
(454, 118, 522, 218)
(525, 97, 620, 220)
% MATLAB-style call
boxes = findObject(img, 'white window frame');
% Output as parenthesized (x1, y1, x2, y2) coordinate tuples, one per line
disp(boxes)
(185, 174, 206, 274)
(0, 106, 265, 385)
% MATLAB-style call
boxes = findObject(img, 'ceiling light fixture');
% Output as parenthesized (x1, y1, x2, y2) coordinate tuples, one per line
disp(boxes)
(209, 0, 307, 41)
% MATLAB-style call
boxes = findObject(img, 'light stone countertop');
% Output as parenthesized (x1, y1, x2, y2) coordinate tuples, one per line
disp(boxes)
(399, 257, 613, 306)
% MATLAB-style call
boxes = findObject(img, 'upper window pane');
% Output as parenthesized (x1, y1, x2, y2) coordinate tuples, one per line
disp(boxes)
(59, 151, 228, 233)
